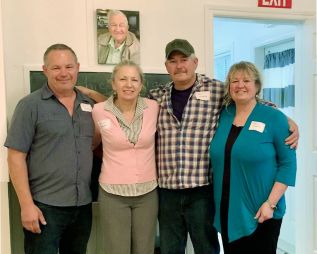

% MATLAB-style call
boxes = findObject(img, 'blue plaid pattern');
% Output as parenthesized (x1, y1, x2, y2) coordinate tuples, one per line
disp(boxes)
(149, 74, 225, 189)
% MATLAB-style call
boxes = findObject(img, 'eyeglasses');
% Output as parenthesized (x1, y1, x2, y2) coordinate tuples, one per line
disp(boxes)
(109, 23, 127, 29)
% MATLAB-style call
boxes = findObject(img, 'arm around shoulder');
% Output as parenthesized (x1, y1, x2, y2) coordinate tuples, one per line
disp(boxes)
(259, 100, 299, 148)
(285, 116, 299, 149)
(76, 86, 107, 103)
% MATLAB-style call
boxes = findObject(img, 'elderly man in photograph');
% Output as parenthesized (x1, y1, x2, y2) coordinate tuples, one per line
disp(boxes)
(4, 43, 95, 254)
(98, 9, 140, 65)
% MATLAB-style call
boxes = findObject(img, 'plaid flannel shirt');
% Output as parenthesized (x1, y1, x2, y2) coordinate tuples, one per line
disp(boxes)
(149, 74, 225, 189)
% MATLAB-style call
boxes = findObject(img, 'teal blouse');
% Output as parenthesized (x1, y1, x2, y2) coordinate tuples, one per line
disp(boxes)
(209, 103, 296, 242)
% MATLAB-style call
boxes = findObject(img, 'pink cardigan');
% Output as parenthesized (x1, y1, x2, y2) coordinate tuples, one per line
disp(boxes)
(92, 98, 159, 184)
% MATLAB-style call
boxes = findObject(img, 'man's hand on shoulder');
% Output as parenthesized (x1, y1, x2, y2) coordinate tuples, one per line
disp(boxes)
(260, 100, 299, 149)
(76, 86, 107, 103)
(285, 117, 299, 149)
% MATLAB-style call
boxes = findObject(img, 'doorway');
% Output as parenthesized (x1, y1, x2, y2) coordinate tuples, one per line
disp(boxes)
(205, 5, 315, 254)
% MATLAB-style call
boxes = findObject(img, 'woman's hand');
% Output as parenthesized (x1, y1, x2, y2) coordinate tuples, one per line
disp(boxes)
(254, 201, 274, 223)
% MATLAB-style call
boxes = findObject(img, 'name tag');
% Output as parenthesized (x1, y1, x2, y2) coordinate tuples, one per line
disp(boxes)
(98, 119, 111, 130)
(195, 91, 210, 101)
(80, 103, 92, 112)
(249, 121, 265, 133)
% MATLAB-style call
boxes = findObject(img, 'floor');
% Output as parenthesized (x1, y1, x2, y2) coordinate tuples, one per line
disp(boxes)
(155, 248, 287, 254)
(155, 233, 288, 254)
(190, 235, 289, 254)
(277, 249, 288, 254)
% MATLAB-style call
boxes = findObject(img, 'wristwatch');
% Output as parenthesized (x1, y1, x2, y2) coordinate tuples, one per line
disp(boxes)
(266, 199, 277, 210)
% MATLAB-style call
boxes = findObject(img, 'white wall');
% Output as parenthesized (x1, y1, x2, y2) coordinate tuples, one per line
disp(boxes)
(213, 18, 297, 62)
(0, 0, 10, 253)
(2, 0, 315, 119)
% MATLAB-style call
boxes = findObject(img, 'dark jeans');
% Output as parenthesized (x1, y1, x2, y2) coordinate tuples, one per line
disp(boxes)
(24, 202, 92, 254)
(223, 218, 282, 254)
(158, 185, 220, 254)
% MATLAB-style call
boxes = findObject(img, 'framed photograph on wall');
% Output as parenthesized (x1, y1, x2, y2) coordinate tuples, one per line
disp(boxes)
(96, 9, 140, 65)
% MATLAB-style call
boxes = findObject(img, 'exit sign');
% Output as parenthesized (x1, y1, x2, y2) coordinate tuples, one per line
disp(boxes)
(258, 0, 292, 8)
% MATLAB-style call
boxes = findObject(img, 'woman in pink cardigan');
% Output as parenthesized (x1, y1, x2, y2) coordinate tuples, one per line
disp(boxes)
(92, 60, 159, 254)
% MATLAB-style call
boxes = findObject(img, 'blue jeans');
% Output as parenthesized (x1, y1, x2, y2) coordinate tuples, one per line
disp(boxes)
(159, 185, 220, 254)
(24, 202, 92, 254)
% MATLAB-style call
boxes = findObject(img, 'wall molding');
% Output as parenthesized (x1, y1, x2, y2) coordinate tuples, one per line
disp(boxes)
(204, 4, 315, 19)
(203, 4, 315, 78)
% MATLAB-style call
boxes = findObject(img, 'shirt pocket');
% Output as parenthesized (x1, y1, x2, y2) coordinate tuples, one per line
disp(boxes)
(79, 111, 94, 137)
(37, 112, 69, 136)
(186, 100, 219, 129)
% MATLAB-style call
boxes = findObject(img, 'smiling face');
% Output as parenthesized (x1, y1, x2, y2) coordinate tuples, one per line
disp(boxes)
(229, 70, 259, 105)
(108, 13, 129, 46)
(112, 65, 143, 103)
(165, 51, 198, 90)
(42, 49, 79, 95)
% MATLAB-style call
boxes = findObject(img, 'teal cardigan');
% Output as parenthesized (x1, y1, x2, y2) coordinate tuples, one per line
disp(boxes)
(209, 103, 296, 242)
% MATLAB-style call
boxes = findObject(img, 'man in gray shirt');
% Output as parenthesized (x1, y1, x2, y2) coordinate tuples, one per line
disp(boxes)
(5, 44, 95, 254)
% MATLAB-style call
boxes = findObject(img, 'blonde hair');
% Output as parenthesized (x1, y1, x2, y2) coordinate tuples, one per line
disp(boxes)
(111, 60, 144, 84)
(223, 61, 262, 106)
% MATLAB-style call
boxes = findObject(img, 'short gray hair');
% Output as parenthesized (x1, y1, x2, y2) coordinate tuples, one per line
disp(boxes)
(165, 53, 197, 64)
(43, 43, 78, 66)
(107, 10, 128, 27)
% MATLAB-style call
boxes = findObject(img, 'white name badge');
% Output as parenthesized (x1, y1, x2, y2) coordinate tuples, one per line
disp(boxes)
(195, 91, 210, 101)
(249, 121, 265, 133)
(80, 103, 92, 112)
(98, 119, 111, 130)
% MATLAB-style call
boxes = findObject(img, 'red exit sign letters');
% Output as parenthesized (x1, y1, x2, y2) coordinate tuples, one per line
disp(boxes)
(258, 0, 292, 9)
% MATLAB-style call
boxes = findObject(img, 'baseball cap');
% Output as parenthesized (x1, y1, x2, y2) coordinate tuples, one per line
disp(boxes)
(165, 39, 195, 59)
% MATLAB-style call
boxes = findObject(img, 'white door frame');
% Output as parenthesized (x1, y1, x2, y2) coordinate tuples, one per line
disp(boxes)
(204, 4, 315, 254)
(0, 3, 11, 254)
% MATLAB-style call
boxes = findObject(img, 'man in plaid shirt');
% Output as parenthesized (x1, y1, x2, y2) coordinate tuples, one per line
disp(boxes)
(149, 39, 222, 254)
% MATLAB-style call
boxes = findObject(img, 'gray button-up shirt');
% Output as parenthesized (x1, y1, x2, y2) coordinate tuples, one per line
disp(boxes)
(5, 84, 95, 206)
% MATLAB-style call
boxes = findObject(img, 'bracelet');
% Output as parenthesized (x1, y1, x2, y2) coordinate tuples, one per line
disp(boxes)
(266, 200, 277, 210)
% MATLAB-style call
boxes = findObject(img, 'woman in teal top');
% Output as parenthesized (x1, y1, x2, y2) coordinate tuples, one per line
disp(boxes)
(209, 61, 296, 254)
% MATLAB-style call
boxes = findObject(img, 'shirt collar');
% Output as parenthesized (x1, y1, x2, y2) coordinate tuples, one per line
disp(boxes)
(41, 83, 55, 99)
(41, 83, 91, 104)
(104, 95, 147, 116)
(165, 74, 199, 95)
(108, 37, 125, 51)
(74, 87, 94, 104)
